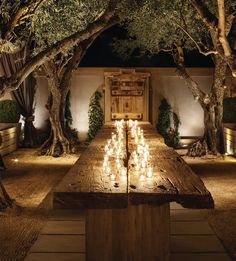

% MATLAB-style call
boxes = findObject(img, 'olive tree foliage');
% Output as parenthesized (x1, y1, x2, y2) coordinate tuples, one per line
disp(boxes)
(115, 0, 235, 59)
(114, 0, 236, 154)
(0, 0, 116, 95)
(0, 0, 117, 205)
(0, 0, 46, 53)
(32, 0, 109, 55)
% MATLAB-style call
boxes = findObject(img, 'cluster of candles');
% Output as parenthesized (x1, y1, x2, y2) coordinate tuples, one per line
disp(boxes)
(128, 120, 153, 181)
(103, 119, 153, 183)
(103, 119, 127, 181)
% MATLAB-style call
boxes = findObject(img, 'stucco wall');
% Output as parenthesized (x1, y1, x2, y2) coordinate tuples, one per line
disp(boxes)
(68, 68, 213, 140)
(1, 67, 217, 141)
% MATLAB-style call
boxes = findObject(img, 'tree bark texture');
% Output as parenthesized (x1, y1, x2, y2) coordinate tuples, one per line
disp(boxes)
(40, 62, 70, 156)
(211, 54, 227, 153)
(174, 47, 227, 154)
(40, 28, 113, 156)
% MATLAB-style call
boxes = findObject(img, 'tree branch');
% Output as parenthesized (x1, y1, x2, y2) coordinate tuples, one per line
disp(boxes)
(172, 45, 207, 107)
(2, 0, 47, 40)
(225, 11, 236, 35)
(217, 0, 232, 56)
(189, 0, 218, 31)
(217, 0, 236, 77)
(174, 21, 218, 56)
(60, 16, 119, 91)
(0, 0, 117, 96)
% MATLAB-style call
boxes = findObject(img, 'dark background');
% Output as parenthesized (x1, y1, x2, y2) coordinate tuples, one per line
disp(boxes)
(80, 25, 214, 67)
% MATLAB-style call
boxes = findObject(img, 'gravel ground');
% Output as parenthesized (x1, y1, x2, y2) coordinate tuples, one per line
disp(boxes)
(185, 156, 236, 260)
(0, 149, 79, 261)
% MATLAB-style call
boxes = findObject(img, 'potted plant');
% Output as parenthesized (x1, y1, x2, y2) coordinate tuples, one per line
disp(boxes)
(0, 100, 21, 155)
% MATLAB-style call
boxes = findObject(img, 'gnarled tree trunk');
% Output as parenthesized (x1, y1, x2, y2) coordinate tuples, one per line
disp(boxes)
(203, 104, 217, 154)
(40, 62, 71, 156)
(40, 20, 118, 157)
(212, 55, 227, 153)
(174, 46, 227, 155)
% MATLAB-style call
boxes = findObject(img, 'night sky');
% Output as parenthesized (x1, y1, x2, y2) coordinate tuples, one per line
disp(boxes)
(80, 25, 214, 67)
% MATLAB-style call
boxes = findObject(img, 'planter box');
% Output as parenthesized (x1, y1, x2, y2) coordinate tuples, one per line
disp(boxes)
(223, 123, 236, 156)
(0, 123, 21, 156)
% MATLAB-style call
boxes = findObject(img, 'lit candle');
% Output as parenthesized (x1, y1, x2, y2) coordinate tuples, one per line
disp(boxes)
(104, 155, 109, 162)
(141, 159, 146, 169)
(140, 137, 145, 146)
(116, 158, 120, 164)
(116, 149, 120, 157)
(104, 145, 109, 152)
(134, 153, 138, 162)
(147, 167, 153, 178)
(140, 174, 145, 181)
(103, 161, 108, 169)
(109, 148, 113, 156)
(117, 162, 121, 172)
(121, 168, 127, 176)
(110, 173, 116, 181)
(106, 166, 111, 175)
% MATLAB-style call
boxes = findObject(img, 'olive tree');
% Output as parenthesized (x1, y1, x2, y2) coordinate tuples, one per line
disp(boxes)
(0, 0, 117, 208)
(114, 0, 236, 154)
(0, 0, 47, 53)
(32, 0, 117, 156)
(0, 0, 116, 96)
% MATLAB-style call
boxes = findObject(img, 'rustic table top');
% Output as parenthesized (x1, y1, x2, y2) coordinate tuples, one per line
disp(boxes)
(53, 122, 214, 209)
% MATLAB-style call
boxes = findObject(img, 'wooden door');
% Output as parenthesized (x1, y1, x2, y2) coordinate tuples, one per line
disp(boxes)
(111, 80, 145, 120)
(104, 70, 150, 122)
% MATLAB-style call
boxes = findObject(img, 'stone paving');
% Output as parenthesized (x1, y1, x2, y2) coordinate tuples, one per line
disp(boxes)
(25, 203, 231, 261)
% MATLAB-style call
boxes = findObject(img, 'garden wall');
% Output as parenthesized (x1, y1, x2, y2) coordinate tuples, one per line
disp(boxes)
(69, 67, 214, 141)
(2, 67, 231, 141)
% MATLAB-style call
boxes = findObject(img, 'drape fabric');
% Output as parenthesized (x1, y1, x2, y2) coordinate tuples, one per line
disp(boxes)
(0, 52, 37, 147)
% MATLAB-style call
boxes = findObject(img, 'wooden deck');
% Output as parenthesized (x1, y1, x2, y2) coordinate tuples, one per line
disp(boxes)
(25, 203, 231, 261)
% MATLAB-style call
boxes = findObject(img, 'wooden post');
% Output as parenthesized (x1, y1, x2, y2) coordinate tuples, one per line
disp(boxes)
(86, 203, 170, 261)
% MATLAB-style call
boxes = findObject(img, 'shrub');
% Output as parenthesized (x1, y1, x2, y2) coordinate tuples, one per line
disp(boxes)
(88, 91, 104, 141)
(0, 100, 20, 123)
(156, 99, 171, 136)
(156, 99, 181, 148)
(65, 91, 79, 143)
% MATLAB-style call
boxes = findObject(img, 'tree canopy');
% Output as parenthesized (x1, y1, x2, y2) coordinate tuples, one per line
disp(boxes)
(114, 0, 236, 63)
(32, 0, 110, 55)
(0, 0, 116, 95)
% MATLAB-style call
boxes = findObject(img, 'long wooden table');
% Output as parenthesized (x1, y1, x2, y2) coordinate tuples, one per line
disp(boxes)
(53, 122, 214, 261)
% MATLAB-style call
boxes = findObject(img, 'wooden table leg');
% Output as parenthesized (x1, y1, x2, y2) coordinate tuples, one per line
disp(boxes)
(86, 203, 170, 261)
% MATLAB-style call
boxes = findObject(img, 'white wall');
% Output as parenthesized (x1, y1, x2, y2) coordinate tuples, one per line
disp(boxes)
(150, 69, 212, 136)
(70, 72, 104, 140)
(34, 75, 49, 129)
(6, 67, 216, 141)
